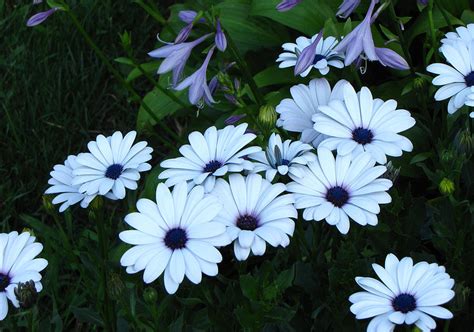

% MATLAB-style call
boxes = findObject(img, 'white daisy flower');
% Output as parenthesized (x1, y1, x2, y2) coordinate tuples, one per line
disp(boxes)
(119, 182, 230, 294)
(427, 42, 474, 115)
(276, 35, 344, 76)
(72, 131, 153, 200)
(45, 155, 97, 212)
(314, 83, 415, 164)
(248, 133, 315, 181)
(287, 148, 392, 234)
(211, 174, 296, 261)
(463, 93, 474, 118)
(349, 253, 455, 332)
(276, 78, 348, 147)
(0, 231, 48, 320)
(441, 24, 474, 46)
(159, 124, 261, 193)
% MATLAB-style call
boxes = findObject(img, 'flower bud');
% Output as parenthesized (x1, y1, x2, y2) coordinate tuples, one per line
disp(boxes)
(215, 19, 227, 52)
(225, 114, 246, 125)
(109, 272, 124, 300)
(439, 178, 455, 195)
(26, 8, 58, 27)
(294, 30, 323, 76)
(14, 280, 38, 309)
(143, 287, 158, 304)
(258, 105, 277, 128)
(42, 195, 55, 214)
(175, 23, 193, 44)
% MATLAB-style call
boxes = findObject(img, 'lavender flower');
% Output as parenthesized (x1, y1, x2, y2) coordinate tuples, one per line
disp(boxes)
(276, 0, 302, 12)
(225, 114, 246, 125)
(375, 47, 409, 70)
(418, 0, 428, 5)
(174, 23, 193, 44)
(178, 10, 205, 24)
(148, 34, 211, 86)
(26, 8, 58, 27)
(175, 46, 216, 105)
(215, 19, 227, 52)
(334, 0, 378, 65)
(294, 30, 323, 76)
(336, 0, 361, 18)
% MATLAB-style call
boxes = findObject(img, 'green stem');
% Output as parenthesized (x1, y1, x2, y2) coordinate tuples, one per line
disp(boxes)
(64, 8, 176, 128)
(388, 1, 416, 75)
(434, 1, 453, 31)
(94, 202, 115, 331)
(223, 25, 265, 107)
(427, 0, 440, 62)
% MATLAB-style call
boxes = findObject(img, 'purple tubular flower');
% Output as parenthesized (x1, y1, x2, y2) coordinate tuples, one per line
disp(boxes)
(26, 8, 58, 27)
(225, 114, 246, 125)
(175, 46, 216, 105)
(336, 0, 361, 18)
(174, 23, 193, 44)
(276, 0, 302, 12)
(374, 47, 409, 70)
(334, 0, 378, 65)
(418, 0, 428, 5)
(178, 10, 205, 24)
(148, 33, 212, 87)
(294, 30, 323, 76)
(215, 19, 227, 52)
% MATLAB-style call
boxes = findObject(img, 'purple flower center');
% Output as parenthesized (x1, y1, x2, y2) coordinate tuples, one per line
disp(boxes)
(236, 214, 258, 231)
(203, 160, 222, 173)
(281, 159, 290, 166)
(164, 228, 187, 250)
(105, 164, 123, 180)
(326, 186, 349, 207)
(0, 273, 10, 291)
(465, 71, 474, 87)
(313, 54, 326, 64)
(352, 127, 373, 145)
(392, 294, 417, 313)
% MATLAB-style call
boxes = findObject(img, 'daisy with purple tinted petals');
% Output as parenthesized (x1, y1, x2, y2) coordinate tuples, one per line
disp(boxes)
(0, 231, 48, 320)
(248, 133, 315, 181)
(72, 131, 152, 200)
(314, 83, 415, 164)
(441, 24, 474, 46)
(277, 34, 344, 76)
(427, 42, 474, 115)
(276, 78, 348, 147)
(45, 155, 99, 212)
(211, 174, 296, 261)
(159, 124, 261, 193)
(350, 253, 455, 332)
(119, 183, 230, 294)
(287, 148, 392, 234)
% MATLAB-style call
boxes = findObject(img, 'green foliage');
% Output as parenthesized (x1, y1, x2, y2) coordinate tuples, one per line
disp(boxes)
(2, 0, 474, 331)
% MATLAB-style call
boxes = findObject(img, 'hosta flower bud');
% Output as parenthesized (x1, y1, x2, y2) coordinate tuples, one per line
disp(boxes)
(14, 280, 38, 309)
(109, 273, 124, 300)
(439, 178, 455, 195)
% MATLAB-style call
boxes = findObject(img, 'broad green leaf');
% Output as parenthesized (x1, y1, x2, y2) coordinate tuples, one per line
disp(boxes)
(254, 66, 299, 88)
(126, 61, 160, 82)
(250, 0, 335, 35)
(217, 0, 285, 54)
(410, 152, 432, 164)
(240, 274, 259, 300)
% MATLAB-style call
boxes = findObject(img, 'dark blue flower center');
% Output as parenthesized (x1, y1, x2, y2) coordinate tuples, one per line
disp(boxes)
(313, 54, 326, 64)
(352, 127, 373, 145)
(105, 164, 124, 180)
(392, 294, 417, 313)
(0, 273, 10, 292)
(164, 228, 187, 250)
(236, 214, 258, 231)
(326, 186, 349, 207)
(465, 71, 474, 87)
(203, 160, 222, 173)
(281, 159, 290, 166)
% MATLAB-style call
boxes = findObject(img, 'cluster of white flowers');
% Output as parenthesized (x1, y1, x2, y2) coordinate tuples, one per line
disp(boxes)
(45, 131, 153, 211)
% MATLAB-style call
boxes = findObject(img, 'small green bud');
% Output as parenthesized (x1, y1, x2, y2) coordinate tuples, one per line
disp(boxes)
(413, 77, 425, 90)
(454, 128, 473, 154)
(14, 280, 38, 309)
(440, 149, 455, 163)
(258, 105, 277, 128)
(42, 195, 55, 214)
(439, 178, 455, 195)
(143, 287, 158, 304)
(109, 272, 124, 300)
(21, 228, 35, 237)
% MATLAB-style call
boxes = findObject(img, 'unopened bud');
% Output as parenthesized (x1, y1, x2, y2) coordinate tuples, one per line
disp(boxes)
(109, 272, 124, 300)
(14, 280, 38, 309)
(143, 287, 158, 304)
(439, 178, 455, 195)
(258, 105, 277, 128)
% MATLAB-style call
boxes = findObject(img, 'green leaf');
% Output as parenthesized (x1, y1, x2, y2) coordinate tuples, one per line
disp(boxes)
(71, 307, 103, 326)
(240, 274, 259, 300)
(126, 61, 160, 82)
(217, 0, 285, 54)
(274, 265, 295, 291)
(114, 57, 134, 66)
(410, 152, 432, 164)
(250, 0, 335, 35)
(254, 66, 299, 88)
